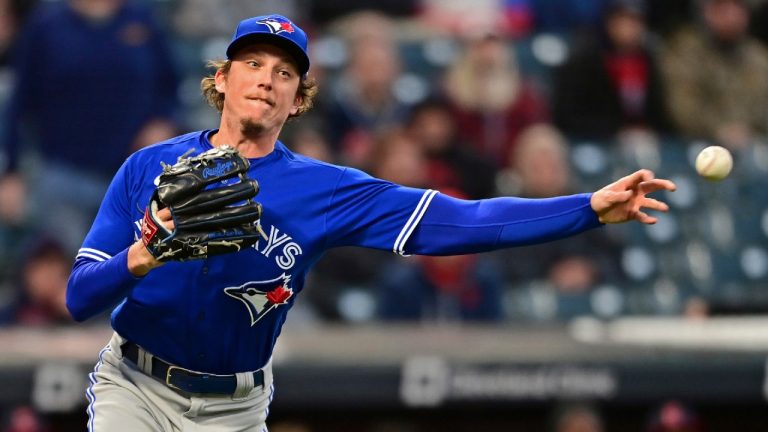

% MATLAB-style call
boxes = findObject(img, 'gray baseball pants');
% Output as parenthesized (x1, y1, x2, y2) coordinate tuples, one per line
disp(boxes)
(85, 332, 274, 431)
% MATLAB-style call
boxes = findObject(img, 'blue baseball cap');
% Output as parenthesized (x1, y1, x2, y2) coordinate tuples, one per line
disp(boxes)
(226, 15, 310, 75)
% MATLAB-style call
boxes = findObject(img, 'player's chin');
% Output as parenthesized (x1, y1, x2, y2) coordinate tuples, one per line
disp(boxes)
(240, 118, 267, 137)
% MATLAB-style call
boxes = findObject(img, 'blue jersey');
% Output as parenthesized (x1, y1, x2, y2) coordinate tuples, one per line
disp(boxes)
(71, 130, 434, 373)
(68, 129, 602, 374)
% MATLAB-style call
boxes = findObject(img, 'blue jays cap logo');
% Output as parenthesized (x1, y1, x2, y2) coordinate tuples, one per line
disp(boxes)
(257, 17, 295, 35)
(228, 14, 310, 74)
(224, 274, 294, 326)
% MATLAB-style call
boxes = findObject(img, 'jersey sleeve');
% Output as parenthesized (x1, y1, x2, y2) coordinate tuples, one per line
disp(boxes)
(325, 167, 437, 254)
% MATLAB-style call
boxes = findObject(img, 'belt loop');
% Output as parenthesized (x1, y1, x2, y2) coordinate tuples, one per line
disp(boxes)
(137, 346, 154, 376)
(113, 333, 126, 357)
(260, 358, 273, 394)
(233, 372, 255, 399)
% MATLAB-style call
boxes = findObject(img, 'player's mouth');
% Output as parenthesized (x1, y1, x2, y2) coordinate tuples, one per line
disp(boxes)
(247, 97, 274, 107)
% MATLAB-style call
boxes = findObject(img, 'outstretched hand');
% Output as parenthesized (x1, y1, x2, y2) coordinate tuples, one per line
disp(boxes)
(590, 169, 676, 224)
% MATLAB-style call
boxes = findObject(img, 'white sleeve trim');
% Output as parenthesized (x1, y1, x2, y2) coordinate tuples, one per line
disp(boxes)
(393, 189, 438, 256)
(77, 248, 112, 262)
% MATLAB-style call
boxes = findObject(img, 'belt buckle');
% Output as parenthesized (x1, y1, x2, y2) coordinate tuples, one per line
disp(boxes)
(165, 365, 183, 391)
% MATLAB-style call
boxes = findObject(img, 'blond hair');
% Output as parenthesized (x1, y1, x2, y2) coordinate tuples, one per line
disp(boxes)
(200, 60, 318, 118)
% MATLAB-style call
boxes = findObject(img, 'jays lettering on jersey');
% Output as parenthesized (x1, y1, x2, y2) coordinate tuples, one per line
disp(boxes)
(70, 130, 436, 374)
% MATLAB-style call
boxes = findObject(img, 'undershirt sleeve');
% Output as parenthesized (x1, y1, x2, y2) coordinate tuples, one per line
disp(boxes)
(404, 192, 603, 256)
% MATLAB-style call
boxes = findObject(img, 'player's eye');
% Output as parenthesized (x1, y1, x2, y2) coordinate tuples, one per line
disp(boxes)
(246, 60, 260, 68)
(278, 69, 292, 79)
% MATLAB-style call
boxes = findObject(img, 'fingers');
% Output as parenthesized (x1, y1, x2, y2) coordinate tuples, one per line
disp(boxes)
(639, 178, 677, 194)
(595, 170, 677, 225)
(635, 210, 658, 225)
(619, 169, 655, 188)
(157, 208, 172, 221)
(633, 181, 672, 223)
(641, 197, 669, 213)
(156, 208, 175, 230)
(605, 189, 632, 203)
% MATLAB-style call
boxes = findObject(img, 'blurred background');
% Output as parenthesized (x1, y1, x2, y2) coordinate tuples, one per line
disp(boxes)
(1, 0, 768, 430)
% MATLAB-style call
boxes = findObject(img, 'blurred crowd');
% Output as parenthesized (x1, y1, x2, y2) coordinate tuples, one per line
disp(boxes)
(0, 0, 767, 330)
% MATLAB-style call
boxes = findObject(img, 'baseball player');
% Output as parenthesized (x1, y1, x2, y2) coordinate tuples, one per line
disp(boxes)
(66, 14, 676, 431)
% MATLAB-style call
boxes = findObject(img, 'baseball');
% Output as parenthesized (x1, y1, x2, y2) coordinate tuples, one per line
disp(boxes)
(695, 145, 733, 181)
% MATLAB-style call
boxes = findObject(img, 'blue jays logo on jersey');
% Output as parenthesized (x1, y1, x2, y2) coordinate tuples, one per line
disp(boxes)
(223, 274, 294, 326)
(257, 17, 295, 35)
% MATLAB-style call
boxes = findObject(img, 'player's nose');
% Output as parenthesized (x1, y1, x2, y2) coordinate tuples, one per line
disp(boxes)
(254, 69, 274, 90)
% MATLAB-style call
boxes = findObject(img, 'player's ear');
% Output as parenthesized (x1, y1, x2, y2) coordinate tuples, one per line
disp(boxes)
(214, 68, 227, 93)
(290, 95, 302, 115)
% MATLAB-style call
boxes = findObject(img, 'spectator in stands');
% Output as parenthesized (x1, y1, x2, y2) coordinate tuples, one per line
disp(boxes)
(268, 422, 312, 432)
(551, 402, 605, 432)
(497, 125, 626, 320)
(0, 214, 36, 324)
(377, 249, 505, 322)
(12, 237, 72, 326)
(0, 0, 181, 252)
(0, 0, 38, 67)
(372, 131, 504, 322)
(0, 1, 13, 67)
(683, 296, 710, 320)
(325, 11, 410, 169)
(497, 124, 575, 198)
(553, 0, 672, 141)
(405, 98, 497, 199)
(645, 400, 704, 432)
(1, 405, 48, 432)
(753, 1, 768, 46)
(303, 129, 422, 321)
(531, 0, 608, 34)
(645, 0, 695, 37)
(417, 0, 535, 39)
(369, 128, 429, 188)
(173, 0, 304, 39)
(377, 201, 504, 322)
(443, 32, 549, 169)
(660, 0, 768, 149)
(309, 0, 416, 26)
(285, 123, 334, 163)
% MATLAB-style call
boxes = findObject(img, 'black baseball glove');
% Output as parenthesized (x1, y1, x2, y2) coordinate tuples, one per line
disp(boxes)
(141, 145, 265, 261)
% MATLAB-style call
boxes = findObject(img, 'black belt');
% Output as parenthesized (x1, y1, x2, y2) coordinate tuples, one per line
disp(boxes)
(121, 341, 264, 395)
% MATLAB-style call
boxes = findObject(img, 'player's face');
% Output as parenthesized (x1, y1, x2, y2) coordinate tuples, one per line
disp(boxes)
(216, 44, 302, 136)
